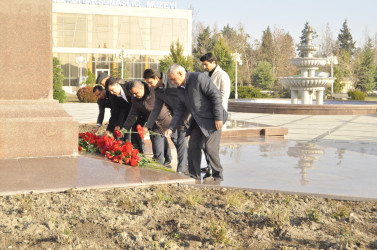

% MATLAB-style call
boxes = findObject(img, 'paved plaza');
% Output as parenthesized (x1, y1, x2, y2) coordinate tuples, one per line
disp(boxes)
(1, 102, 377, 200)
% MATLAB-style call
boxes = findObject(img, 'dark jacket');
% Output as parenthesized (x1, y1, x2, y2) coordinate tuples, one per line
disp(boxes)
(169, 71, 228, 137)
(107, 79, 132, 132)
(96, 90, 112, 126)
(145, 72, 190, 130)
(123, 82, 172, 133)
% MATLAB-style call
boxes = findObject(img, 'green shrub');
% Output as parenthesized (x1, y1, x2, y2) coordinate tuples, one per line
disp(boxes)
(53, 57, 66, 103)
(348, 90, 365, 100)
(230, 85, 270, 98)
(76, 86, 97, 103)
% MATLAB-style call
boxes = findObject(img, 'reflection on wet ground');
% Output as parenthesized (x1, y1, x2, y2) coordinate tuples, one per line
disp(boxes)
(226, 119, 270, 129)
(213, 140, 377, 200)
(0, 156, 194, 196)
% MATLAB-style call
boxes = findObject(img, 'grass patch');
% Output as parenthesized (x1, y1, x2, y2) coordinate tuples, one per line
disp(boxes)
(150, 186, 174, 207)
(307, 208, 321, 223)
(183, 190, 202, 207)
(332, 205, 351, 220)
(224, 191, 246, 208)
(208, 220, 231, 246)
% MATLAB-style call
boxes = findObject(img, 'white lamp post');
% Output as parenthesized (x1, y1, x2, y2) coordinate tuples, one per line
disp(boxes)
(231, 51, 243, 99)
(327, 54, 338, 94)
(116, 48, 130, 79)
(75, 56, 87, 86)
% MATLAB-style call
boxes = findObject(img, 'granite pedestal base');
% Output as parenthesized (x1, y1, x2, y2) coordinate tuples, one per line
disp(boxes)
(0, 100, 78, 159)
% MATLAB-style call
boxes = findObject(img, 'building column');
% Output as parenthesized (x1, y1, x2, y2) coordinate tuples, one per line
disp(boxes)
(291, 90, 298, 104)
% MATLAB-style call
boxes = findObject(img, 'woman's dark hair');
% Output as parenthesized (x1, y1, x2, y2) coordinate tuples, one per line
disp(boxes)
(200, 52, 216, 63)
(143, 68, 161, 79)
(93, 85, 103, 93)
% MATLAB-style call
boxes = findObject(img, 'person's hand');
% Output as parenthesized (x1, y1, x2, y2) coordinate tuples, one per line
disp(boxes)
(215, 120, 223, 130)
(115, 126, 120, 131)
(143, 127, 149, 137)
(92, 126, 100, 134)
(165, 129, 173, 138)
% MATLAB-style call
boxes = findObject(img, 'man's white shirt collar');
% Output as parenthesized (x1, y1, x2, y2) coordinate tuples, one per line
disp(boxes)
(119, 86, 128, 102)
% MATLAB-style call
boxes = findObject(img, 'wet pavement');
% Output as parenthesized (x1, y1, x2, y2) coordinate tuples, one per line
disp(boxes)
(212, 140, 377, 200)
(0, 155, 194, 196)
(1, 103, 377, 201)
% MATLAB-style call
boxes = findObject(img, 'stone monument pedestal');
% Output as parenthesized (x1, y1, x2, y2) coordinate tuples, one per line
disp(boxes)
(0, 100, 78, 159)
(0, 0, 78, 159)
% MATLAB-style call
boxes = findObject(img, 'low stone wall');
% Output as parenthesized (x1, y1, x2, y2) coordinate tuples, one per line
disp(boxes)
(228, 100, 377, 115)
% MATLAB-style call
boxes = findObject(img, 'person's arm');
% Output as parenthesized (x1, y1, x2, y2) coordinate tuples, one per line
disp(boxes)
(219, 71, 231, 109)
(168, 91, 186, 132)
(200, 74, 223, 122)
(145, 96, 164, 130)
(96, 99, 105, 124)
(122, 102, 139, 130)
(106, 94, 118, 133)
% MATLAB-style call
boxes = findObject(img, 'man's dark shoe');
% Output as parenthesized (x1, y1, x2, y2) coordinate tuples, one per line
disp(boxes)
(189, 174, 201, 180)
(164, 160, 172, 168)
(212, 171, 223, 181)
(202, 172, 212, 179)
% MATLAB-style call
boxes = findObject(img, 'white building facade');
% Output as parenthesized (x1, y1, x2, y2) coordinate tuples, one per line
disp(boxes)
(52, 0, 192, 93)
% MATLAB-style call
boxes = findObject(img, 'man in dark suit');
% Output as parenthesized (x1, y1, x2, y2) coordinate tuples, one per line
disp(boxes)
(143, 69, 189, 174)
(105, 78, 145, 153)
(92, 85, 112, 134)
(164, 64, 228, 181)
(122, 80, 172, 166)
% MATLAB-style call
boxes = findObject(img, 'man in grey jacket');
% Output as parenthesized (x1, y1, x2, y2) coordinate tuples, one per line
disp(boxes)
(200, 52, 231, 111)
(200, 52, 232, 176)
(164, 64, 228, 181)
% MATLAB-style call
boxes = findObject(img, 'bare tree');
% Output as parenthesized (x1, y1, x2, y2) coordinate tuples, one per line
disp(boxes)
(222, 22, 253, 84)
(271, 27, 297, 79)
(318, 22, 335, 57)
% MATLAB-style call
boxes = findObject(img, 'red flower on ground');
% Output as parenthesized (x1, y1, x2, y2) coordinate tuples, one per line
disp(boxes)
(130, 158, 138, 167)
(114, 129, 121, 138)
(79, 131, 141, 167)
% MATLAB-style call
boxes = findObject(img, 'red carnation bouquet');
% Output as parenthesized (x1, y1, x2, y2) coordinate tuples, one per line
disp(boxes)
(113, 129, 121, 138)
(78, 131, 141, 166)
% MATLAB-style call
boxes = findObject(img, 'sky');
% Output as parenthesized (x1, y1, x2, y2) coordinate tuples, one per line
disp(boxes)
(176, 0, 377, 47)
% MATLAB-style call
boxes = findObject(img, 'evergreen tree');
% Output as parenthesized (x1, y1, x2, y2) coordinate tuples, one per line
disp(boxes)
(355, 38, 376, 92)
(213, 37, 235, 82)
(159, 40, 193, 72)
(332, 65, 344, 93)
(337, 19, 356, 54)
(192, 25, 216, 71)
(53, 57, 66, 103)
(251, 61, 275, 90)
(298, 22, 317, 57)
(260, 26, 273, 63)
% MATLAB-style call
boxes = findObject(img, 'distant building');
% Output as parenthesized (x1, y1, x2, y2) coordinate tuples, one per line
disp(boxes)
(52, 0, 192, 93)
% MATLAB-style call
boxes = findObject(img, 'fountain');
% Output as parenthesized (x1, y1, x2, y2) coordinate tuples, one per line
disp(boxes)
(280, 25, 334, 105)
(228, 23, 377, 115)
